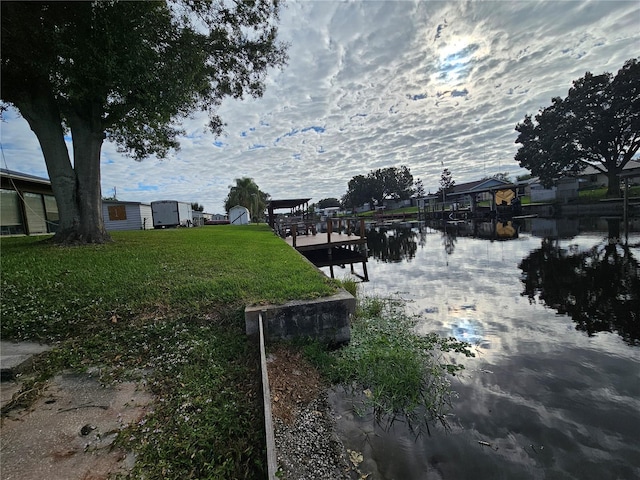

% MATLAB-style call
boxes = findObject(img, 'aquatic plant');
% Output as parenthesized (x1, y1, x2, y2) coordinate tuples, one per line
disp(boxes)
(304, 296, 475, 436)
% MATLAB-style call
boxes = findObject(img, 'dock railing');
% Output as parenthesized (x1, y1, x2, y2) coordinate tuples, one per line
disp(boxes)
(278, 217, 366, 249)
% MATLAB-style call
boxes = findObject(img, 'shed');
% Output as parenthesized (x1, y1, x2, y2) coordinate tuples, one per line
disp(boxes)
(102, 200, 153, 231)
(229, 205, 251, 225)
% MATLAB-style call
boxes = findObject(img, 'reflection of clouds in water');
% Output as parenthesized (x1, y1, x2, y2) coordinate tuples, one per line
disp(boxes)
(449, 317, 487, 347)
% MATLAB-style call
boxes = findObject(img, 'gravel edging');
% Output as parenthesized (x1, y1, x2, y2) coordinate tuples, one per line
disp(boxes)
(274, 392, 353, 480)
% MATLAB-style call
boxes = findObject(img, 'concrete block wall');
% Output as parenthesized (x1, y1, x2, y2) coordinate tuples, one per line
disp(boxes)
(245, 289, 355, 345)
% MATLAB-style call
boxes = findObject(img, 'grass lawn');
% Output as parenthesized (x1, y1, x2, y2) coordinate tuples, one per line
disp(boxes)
(1, 225, 336, 479)
(578, 185, 640, 202)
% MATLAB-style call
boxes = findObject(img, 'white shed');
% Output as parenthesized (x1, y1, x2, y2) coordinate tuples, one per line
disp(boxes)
(229, 205, 251, 225)
(102, 201, 154, 231)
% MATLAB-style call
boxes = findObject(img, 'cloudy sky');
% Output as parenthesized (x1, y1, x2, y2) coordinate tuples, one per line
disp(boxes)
(1, 0, 638, 213)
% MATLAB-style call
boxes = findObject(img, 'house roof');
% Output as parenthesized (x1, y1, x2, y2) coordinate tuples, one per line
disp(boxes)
(0, 168, 51, 185)
(103, 200, 151, 206)
(580, 160, 640, 176)
(449, 178, 515, 196)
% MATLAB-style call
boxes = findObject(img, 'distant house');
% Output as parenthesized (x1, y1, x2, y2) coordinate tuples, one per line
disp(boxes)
(382, 198, 412, 210)
(579, 160, 640, 189)
(318, 206, 342, 217)
(354, 203, 371, 214)
(529, 178, 579, 203)
(102, 200, 154, 231)
(192, 210, 204, 227)
(205, 213, 229, 225)
(229, 205, 251, 225)
(0, 168, 58, 235)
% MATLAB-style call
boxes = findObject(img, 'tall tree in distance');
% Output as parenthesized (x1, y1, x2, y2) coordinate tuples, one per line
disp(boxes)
(413, 178, 425, 198)
(1, 1, 287, 244)
(342, 166, 415, 210)
(438, 168, 455, 200)
(316, 198, 341, 209)
(224, 177, 269, 223)
(515, 58, 639, 197)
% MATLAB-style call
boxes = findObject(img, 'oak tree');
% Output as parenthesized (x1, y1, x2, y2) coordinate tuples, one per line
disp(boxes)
(515, 58, 639, 197)
(1, 1, 287, 243)
(342, 166, 414, 210)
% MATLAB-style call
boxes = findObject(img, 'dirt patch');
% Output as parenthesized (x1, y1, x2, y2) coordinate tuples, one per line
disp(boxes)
(1, 371, 152, 480)
(266, 345, 324, 424)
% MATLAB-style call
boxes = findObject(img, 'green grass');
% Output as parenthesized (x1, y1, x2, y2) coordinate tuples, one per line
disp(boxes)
(302, 296, 474, 436)
(1, 225, 335, 341)
(578, 185, 640, 202)
(354, 206, 419, 217)
(1, 225, 336, 479)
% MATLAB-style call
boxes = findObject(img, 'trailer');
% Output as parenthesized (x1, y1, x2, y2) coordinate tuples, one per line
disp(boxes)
(151, 200, 193, 228)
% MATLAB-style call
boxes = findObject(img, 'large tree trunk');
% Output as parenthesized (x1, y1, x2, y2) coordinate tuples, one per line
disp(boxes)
(17, 91, 111, 244)
(606, 169, 622, 198)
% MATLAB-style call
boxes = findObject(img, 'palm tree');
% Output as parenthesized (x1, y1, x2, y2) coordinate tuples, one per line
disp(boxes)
(224, 177, 269, 222)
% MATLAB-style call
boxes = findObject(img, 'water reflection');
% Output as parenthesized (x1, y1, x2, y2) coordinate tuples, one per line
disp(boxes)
(366, 227, 418, 262)
(519, 236, 640, 346)
(329, 218, 640, 480)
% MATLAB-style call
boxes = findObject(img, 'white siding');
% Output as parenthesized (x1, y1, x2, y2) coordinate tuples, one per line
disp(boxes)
(229, 205, 250, 224)
(103, 202, 154, 231)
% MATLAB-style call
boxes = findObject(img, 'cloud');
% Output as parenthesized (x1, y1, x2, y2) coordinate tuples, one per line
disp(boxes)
(2, 1, 639, 213)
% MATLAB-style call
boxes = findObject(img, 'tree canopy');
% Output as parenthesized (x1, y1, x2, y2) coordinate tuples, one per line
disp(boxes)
(342, 166, 414, 210)
(316, 198, 342, 209)
(1, 1, 287, 243)
(515, 58, 639, 197)
(224, 177, 269, 222)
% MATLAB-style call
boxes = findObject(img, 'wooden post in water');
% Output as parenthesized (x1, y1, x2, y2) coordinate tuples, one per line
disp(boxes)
(327, 217, 332, 244)
(624, 176, 629, 243)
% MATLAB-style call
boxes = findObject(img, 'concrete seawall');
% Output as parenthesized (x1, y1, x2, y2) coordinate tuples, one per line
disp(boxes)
(245, 288, 356, 479)
(245, 289, 355, 345)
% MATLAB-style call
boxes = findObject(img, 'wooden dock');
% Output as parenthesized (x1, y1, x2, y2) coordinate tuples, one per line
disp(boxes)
(282, 218, 369, 281)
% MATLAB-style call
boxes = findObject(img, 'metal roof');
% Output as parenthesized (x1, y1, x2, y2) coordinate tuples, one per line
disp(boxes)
(267, 198, 311, 210)
(0, 168, 51, 185)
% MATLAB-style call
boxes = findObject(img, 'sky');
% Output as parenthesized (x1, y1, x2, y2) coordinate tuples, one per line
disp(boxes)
(1, 0, 639, 214)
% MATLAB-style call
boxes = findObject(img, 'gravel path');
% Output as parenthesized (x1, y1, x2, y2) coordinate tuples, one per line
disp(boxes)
(274, 393, 353, 480)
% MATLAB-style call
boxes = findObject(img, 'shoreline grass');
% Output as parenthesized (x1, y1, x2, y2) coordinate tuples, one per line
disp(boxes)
(301, 296, 474, 437)
(1, 225, 337, 479)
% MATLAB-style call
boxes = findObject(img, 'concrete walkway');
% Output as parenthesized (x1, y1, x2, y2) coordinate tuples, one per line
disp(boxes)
(0, 341, 153, 480)
(1, 341, 52, 409)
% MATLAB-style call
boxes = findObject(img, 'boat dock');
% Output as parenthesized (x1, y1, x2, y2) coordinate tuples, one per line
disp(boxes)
(267, 199, 369, 280)
(284, 219, 368, 280)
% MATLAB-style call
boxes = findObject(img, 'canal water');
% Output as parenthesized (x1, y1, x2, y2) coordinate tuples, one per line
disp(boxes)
(325, 217, 640, 480)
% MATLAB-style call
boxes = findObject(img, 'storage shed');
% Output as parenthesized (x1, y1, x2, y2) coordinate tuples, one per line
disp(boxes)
(102, 200, 153, 231)
(229, 205, 251, 225)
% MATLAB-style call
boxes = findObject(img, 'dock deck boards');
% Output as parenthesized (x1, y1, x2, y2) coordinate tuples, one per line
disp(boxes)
(284, 233, 366, 251)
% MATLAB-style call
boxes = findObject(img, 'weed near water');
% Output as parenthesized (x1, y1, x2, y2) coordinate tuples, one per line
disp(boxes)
(304, 296, 474, 436)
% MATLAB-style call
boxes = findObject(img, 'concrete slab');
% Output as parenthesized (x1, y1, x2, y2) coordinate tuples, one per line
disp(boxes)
(1, 341, 52, 379)
(1, 371, 153, 480)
